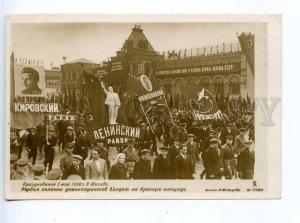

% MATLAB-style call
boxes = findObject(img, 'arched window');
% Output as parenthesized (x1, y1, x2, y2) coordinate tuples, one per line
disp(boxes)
(229, 77, 240, 95)
(214, 77, 225, 96)
(200, 78, 210, 90)
(187, 78, 197, 98)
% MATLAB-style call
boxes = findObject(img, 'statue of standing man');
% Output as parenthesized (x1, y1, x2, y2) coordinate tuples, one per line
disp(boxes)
(101, 81, 121, 125)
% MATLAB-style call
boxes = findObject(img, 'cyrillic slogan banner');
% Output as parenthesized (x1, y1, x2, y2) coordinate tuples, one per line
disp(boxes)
(190, 88, 223, 121)
(138, 89, 173, 133)
(92, 124, 141, 146)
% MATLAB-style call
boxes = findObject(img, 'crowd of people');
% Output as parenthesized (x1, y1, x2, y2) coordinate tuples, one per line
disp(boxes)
(9, 106, 255, 181)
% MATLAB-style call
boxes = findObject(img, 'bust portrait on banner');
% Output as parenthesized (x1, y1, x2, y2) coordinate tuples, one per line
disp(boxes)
(100, 81, 121, 125)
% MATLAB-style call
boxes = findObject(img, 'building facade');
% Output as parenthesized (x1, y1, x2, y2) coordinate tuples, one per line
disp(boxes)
(61, 58, 98, 112)
(96, 25, 254, 102)
(45, 67, 62, 100)
(84, 25, 254, 123)
(156, 46, 254, 105)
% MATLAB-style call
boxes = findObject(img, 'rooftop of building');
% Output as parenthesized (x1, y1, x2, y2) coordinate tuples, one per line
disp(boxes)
(121, 25, 155, 52)
(66, 58, 97, 64)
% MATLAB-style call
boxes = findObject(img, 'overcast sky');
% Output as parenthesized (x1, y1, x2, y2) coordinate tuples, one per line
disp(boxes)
(9, 22, 265, 69)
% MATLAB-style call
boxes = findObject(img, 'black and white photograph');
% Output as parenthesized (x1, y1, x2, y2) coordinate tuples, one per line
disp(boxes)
(5, 15, 281, 199)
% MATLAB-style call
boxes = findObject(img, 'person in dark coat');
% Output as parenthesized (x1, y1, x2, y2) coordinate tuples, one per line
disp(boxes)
(62, 154, 85, 180)
(59, 142, 74, 173)
(173, 144, 194, 179)
(36, 123, 46, 156)
(185, 134, 200, 169)
(109, 153, 128, 179)
(135, 122, 152, 151)
(10, 129, 22, 159)
(123, 138, 139, 179)
(237, 141, 255, 179)
(43, 126, 57, 171)
(203, 138, 222, 179)
(199, 129, 218, 179)
(220, 125, 235, 145)
(178, 122, 188, 145)
(26, 127, 39, 166)
(220, 135, 237, 179)
(56, 120, 68, 150)
(167, 138, 180, 178)
(63, 126, 75, 150)
(169, 123, 180, 145)
(94, 139, 110, 171)
(152, 146, 172, 179)
(133, 149, 152, 179)
(74, 130, 91, 163)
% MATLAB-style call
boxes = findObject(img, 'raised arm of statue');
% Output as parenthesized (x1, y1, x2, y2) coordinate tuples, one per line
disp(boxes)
(101, 81, 108, 95)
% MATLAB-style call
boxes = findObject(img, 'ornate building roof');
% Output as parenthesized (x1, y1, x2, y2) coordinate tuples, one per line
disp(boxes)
(121, 25, 155, 52)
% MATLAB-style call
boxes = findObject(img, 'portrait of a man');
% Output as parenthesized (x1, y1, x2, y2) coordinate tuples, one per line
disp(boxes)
(21, 67, 42, 95)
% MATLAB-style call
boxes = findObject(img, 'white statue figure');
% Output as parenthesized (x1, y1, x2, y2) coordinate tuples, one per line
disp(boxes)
(101, 81, 121, 125)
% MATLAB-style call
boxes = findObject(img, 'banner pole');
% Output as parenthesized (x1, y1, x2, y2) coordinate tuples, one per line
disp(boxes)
(161, 88, 174, 124)
(139, 100, 155, 134)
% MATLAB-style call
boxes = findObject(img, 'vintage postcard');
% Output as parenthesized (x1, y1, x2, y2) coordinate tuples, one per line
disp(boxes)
(5, 14, 281, 199)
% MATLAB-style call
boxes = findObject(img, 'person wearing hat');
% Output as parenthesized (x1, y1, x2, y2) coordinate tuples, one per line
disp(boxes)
(220, 135, 237, 179)
(152, 147, 172, 179)
(136, 122, 152, 151)
(234, 128, 248, 156)
(185, 134, 200, 171)
(43, 126, 57, 171)
(10, 153, 18, 180)
(173, 144, 194, 179)
(109, 153, 128, 179)
(63, 126, 75, 150)
(169, 122, 180, 145)
(201, 138, 222, 179)
(133, 149, 152, 179)
(94, 139, 110, 171)
(85, 149, 108, 180)
(220, 125, 235, 145)
(56, 119, 68, 151)
(46, 169, 62, 180)
(62, 154, 85, 180)
(10, 129, 22, 159)
(12, 158, 29, 180)
(74, 129, 91, 164)
(178, 122, 188, 145)
(123, 138, 139, 179)
(75, 124, 84, 138)
(66, 175, 83, 180)
(59, 142, 74, 172)
(237, 140, 255, 179)
(31, 164, 45, 180)
(26, 127, 39, 166)
(199, 128, 215, 156)
(167, 138, 181, 179)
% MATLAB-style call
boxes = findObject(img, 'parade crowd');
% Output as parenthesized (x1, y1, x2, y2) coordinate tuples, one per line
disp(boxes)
(9, 106, 255, 181)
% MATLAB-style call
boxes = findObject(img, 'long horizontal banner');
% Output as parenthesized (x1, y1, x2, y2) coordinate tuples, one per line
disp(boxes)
(156, 63, 240, 76)
(92, 124, 141, 146)
(138, 89, 164, 102)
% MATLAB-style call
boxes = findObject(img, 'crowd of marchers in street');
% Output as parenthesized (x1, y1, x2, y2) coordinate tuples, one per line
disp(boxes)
(10, 106, 255, 181)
